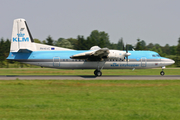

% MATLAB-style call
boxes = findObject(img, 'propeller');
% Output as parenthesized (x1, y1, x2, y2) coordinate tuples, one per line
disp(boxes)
(121, 43, 131, 61)
(125, 44, 131, 62)
(126, 44, 128, 62)
(123, 43, 125, 51)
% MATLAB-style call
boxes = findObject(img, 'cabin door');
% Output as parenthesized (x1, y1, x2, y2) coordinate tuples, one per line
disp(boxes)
(53, 57, 60, 67)
(141, 57, 147, 67)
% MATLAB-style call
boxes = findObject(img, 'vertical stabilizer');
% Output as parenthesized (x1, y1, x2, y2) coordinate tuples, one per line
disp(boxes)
(10, 18, 36, 52)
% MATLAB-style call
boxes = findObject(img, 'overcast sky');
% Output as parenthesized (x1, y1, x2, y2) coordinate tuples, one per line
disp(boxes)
(1, 0, 180, 46)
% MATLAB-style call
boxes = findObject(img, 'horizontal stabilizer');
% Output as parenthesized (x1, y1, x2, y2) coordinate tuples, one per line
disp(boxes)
(18, 49, 32, 53)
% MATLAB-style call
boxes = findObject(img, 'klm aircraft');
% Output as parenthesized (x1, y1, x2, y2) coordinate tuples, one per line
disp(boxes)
(7, 18, 175, 76)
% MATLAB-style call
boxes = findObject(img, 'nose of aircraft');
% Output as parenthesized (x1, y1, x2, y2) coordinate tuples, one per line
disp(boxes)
(171, 59, 175, 64)
(169, 59, 175, 64)
(161, 58, 175, 66)
(166, 58, 175, 65)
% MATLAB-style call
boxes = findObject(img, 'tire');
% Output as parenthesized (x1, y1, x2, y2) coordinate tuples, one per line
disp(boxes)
(94, 70, 102, 77)
(94, 69, 98, 76)
(97, 71, 102, 77)
(160, 71, 165, 76)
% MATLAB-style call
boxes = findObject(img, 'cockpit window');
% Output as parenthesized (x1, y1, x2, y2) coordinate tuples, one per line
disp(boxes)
(156, 54, 161, 57)
(152, 54, 161, 57)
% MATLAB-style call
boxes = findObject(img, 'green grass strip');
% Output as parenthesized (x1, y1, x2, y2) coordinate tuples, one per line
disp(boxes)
(0, 80, 180, 119)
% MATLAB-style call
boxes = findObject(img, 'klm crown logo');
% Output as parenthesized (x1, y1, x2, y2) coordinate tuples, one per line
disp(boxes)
(13, 32, 29, 42)
(17, 32, 25, 37)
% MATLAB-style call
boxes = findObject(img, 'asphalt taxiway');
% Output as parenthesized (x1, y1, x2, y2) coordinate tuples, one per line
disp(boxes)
(0, 75, 180, 80)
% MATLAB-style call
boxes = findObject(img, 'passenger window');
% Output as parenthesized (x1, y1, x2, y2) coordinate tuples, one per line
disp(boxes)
(152, 55, 156, 57)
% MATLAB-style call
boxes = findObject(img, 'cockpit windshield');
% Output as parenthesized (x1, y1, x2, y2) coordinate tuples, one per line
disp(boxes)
(152, 54, 161, 57)
(156, 54, 161, 57)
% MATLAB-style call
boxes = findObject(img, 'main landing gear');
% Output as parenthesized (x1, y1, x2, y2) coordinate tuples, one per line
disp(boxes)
(94, 61, 106, 77)
(160, 66, 165, 76)
(94, 69, 102, 77)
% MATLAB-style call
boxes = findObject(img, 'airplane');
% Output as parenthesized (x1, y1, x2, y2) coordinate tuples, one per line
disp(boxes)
(7, 18, 175, 76)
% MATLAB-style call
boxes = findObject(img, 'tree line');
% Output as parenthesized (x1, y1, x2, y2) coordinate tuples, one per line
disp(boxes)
(1, 30, 180, 67)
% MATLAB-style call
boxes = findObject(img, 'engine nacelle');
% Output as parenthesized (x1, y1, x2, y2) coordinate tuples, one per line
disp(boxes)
(107, 50, 126, 60)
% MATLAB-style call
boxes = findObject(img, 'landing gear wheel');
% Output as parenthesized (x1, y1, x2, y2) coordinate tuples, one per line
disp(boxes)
(94, 69, 102, 77)
(160, 71, 165, 76)
(96, 71, 102, 76)
(94, 69, 98, 75)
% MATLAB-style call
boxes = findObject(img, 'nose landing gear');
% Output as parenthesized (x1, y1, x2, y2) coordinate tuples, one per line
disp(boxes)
(160, 66, 165, 76)
(160, 70, 165, 76)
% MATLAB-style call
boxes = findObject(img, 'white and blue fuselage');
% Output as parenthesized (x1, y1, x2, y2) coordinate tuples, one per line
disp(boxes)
(7, 50, 174, 69)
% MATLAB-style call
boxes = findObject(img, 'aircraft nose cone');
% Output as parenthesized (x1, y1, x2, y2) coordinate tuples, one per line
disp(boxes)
(161, 58, 175, 66)
(167, 59, 175, 65)
(170, 59, 175, 64)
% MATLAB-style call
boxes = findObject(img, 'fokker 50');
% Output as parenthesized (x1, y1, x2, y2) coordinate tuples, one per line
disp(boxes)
(7, 18, 175, 76)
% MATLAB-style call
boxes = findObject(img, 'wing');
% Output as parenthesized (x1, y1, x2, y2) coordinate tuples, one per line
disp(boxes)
(70, 48, 109, 61)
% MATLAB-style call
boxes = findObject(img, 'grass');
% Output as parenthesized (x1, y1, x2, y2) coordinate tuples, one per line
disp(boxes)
(0, 68, 180, 75)
(0, 80, 180, 119)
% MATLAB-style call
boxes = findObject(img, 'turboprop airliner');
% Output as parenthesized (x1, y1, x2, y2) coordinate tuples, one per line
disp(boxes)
(7, 18, 175, 76)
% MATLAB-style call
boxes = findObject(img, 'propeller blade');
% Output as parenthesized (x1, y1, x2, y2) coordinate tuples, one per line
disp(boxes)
(126, 44, 128, 53)
(126, 44, 128, 62)
(123, 43, 125, 51)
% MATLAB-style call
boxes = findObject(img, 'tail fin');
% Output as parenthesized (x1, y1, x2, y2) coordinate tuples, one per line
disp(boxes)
(10, 18, 36, 52)
(10, 18, 73, 53)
